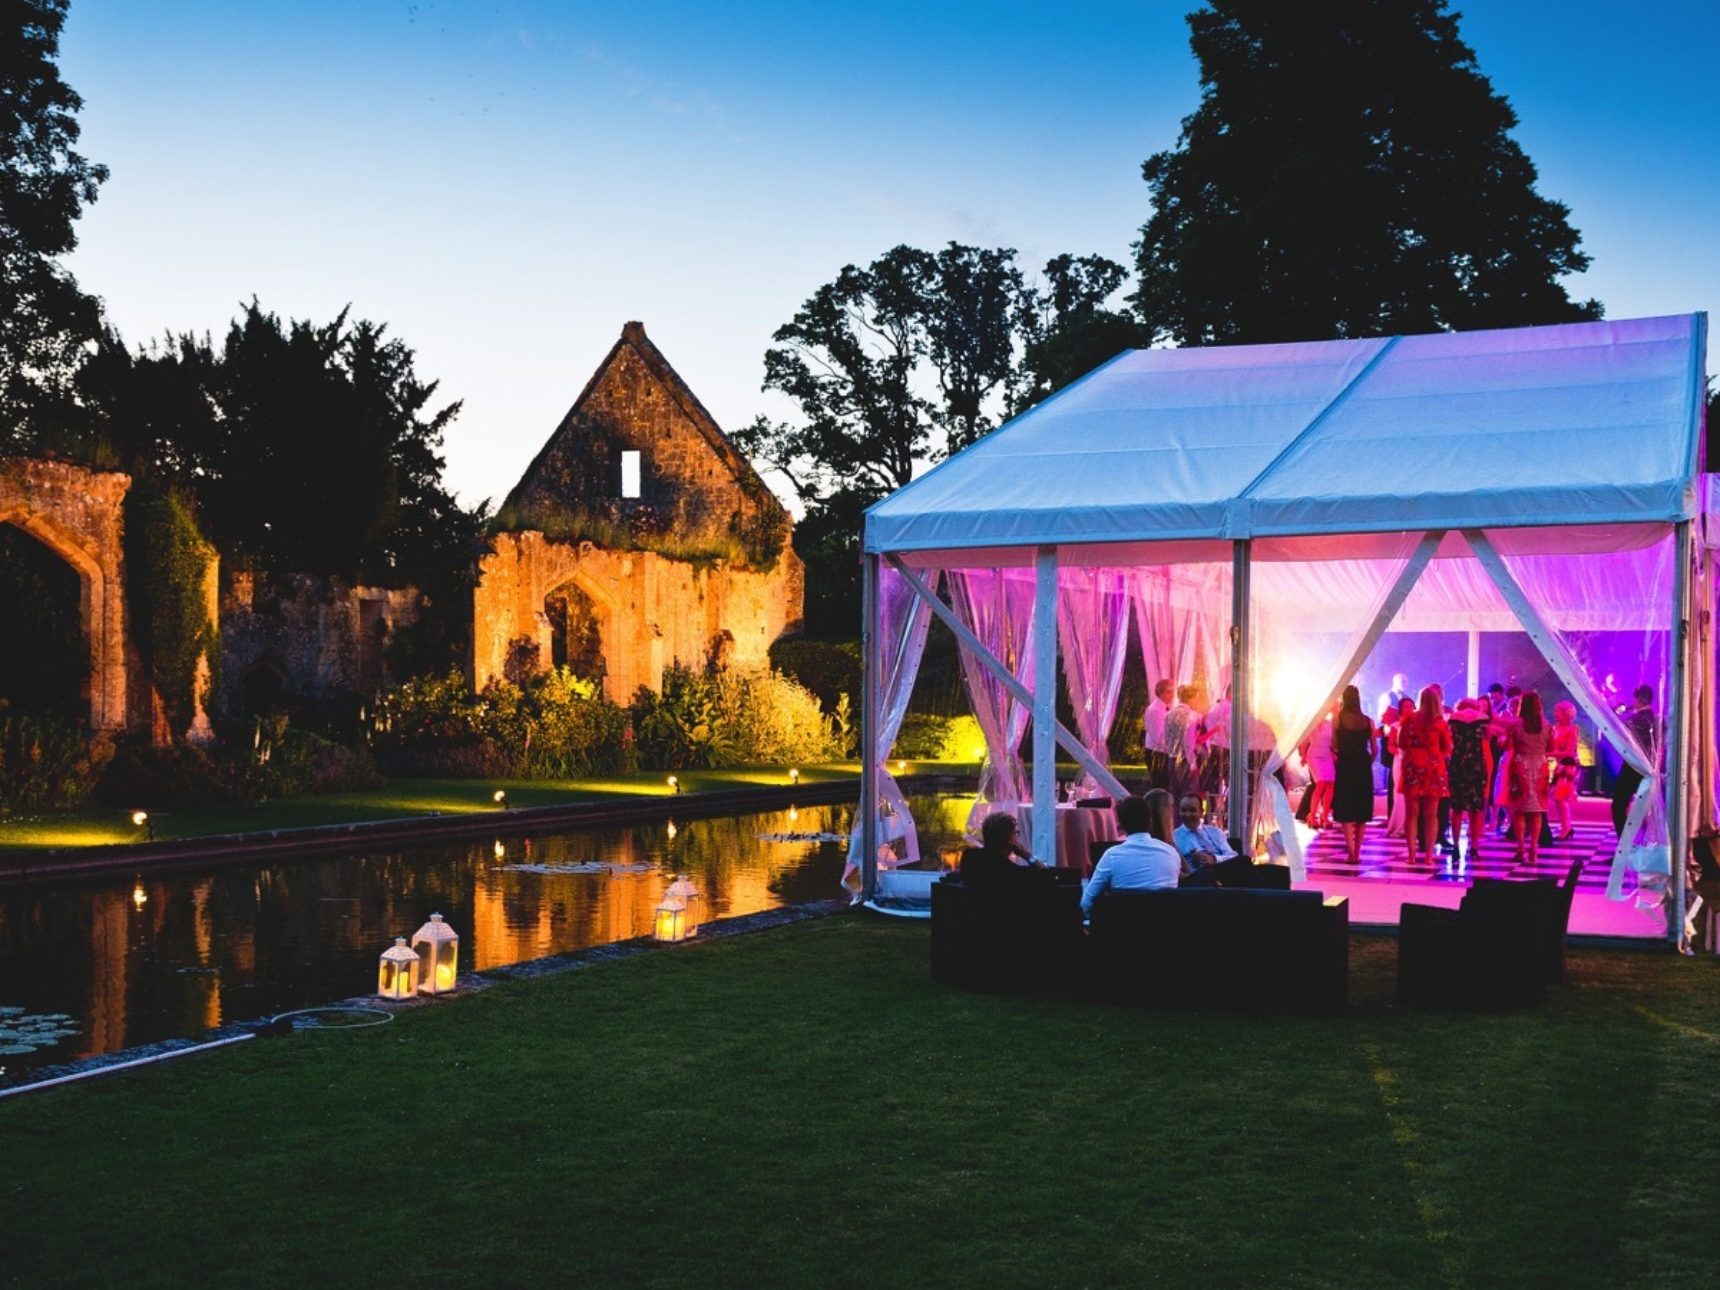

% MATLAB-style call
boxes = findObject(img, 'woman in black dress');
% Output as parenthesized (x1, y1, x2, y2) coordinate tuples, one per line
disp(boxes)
(1331, 685, 1378, 864)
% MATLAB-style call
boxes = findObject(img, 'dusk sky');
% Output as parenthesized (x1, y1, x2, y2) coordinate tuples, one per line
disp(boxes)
(58, 0, 1720, 510)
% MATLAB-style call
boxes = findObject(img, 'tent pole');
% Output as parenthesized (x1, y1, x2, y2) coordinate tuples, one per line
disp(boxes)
(1229, 540, 1251, 844)
(1466, 629, 1481, 702)
(860, 552, 881, 902)
(1032, 547, 1059, 864)
(1670, 519, 1692, 947)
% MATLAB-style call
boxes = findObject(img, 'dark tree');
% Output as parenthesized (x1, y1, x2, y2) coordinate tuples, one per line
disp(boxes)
(1133, 0, 1600, 345)
(735, 243, 1136, 635)
(79, 303, 488, 670)
(0, 0, 107, 446)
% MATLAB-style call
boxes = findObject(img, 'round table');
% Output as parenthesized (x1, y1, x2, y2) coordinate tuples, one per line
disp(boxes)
(1011, 801, 1121, 871)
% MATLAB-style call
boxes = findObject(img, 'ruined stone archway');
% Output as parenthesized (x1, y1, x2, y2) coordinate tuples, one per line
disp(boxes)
(0, 460, 130, 731)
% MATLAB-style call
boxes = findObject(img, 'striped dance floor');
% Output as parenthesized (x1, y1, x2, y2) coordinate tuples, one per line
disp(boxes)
(1296, 812, 1669, 939)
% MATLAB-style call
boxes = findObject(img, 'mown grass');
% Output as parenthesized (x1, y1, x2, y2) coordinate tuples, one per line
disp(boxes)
(3, 919, 1716, 1287)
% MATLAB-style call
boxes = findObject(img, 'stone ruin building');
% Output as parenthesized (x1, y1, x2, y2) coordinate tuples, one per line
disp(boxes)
(473, 321, 804, 700)
(0, 456, 216, 743)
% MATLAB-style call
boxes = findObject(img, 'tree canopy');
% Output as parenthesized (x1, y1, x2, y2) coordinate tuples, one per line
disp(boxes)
(80, 302, 485, 586)
(734, 242, 1140, 634)
(1133, 0, 1600, 345)
(0, 0, 107, 445)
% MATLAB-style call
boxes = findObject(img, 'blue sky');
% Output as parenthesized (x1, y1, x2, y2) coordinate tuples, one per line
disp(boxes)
(58, 1, 1720, 508)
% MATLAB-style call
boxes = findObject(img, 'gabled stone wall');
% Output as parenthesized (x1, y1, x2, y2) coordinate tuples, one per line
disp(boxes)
(472, 533, 804, 701)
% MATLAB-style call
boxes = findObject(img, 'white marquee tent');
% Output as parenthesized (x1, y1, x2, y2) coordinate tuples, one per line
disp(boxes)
(854, 314, 1712, 943)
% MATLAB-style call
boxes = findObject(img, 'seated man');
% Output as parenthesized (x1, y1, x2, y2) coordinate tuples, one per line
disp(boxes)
(1173, 794, 1239, 875)
(959, 811, 1039, 883)
(1081, 791, 1181, 916)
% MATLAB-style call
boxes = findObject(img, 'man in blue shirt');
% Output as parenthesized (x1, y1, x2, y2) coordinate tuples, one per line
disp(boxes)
(1173, 794, 1238, 875)
(1082, 792, 1181, 916)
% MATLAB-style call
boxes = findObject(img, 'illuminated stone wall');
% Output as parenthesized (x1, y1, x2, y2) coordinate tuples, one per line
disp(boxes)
(472, 532, 803, 700)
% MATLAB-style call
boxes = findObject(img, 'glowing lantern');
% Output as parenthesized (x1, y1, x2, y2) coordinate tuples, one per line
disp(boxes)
(411, 913, 460, 994)
(493, 790, 508, 808)
(377, 937, 421, 1000)
(131, 810, 154, 842)
(653, 895, 690, 943)
(664, 875, 703, 938)
(788, 768, 800, 785)
(667, 775, 680, 794)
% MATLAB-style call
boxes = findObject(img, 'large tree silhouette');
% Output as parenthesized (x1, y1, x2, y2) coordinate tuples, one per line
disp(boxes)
(1133, 0, 1600, 345)
(0, 0, 108, 445)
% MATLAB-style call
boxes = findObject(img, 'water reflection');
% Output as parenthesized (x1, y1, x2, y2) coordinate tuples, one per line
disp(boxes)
(0, 798, 956, 1084)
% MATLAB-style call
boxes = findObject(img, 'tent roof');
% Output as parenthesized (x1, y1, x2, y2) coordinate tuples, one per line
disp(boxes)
(864, 314, 1708, 555)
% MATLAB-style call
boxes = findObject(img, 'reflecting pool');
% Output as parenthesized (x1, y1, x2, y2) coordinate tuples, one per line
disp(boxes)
(0, 795, 973, 1085)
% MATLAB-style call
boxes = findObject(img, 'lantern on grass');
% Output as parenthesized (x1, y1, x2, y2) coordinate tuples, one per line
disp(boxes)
(411, 913, 460, 993)
(664, 875, 703, 938)
(653, 894, 690, 943)
(788, 768, 800, 785)
(378, 937, 421, 1000)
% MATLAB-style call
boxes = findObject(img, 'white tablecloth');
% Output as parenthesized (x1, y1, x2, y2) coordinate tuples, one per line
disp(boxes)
(1012, 802, 1121, 870)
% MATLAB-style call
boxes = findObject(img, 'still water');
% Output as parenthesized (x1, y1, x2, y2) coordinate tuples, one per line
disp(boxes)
(0, 795, 974, 1085)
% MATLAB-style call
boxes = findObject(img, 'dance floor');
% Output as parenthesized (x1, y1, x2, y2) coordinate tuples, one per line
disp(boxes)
(1296, 803, 1671, 939)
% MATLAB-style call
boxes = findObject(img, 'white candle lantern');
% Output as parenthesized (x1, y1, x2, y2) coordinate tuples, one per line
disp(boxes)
(653, 895, 690, 943)
(378, 937, 421, 1000)
(664, 875, 703, 938)
(411, 913, 460, 993)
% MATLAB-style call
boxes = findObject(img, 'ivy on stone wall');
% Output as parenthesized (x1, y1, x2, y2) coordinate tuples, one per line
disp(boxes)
(124, 485, 216, 738)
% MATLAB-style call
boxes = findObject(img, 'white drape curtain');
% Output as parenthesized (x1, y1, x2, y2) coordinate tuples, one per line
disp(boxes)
(1247, 537, 1423, 878)
(1057, 568, 1130, 795)
(949, 568, 1038, 835)
(843, 562, 935, 894)
(1493, 534, 1674, 905)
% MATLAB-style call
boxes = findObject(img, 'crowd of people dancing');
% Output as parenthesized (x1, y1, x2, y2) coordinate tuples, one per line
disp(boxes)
(1141, 668, 1660, 870)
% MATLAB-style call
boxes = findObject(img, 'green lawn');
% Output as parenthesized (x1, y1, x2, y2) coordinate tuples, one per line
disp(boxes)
(4, 918, 1716, 1287)
(0, 762, 922, 852)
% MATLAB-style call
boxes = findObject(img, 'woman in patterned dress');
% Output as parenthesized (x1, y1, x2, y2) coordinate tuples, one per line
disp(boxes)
(1498, 690, 1553, 866)
(1398, 686, 1452, 866)
(1447, 698, 1494, 860)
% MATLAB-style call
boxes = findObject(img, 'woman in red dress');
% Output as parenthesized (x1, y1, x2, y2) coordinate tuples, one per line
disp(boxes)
(1397, 685, 1452, 866)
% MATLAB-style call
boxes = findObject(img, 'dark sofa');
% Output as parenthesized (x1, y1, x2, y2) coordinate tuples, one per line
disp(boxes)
(1397, 858, 1584, 1008)
(930, 872, 1084, 992)
(1086, 886, 1349, 1013)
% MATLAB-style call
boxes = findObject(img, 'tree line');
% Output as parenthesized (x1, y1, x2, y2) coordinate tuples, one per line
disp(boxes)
(4, 0, 1700, 656)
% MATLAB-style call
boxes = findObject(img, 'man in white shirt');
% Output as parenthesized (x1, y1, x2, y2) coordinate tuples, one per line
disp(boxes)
(1173, 794, 1238, 873)
(1142, 678, 1175, 789)
(1082, 792, 1181, 915)
(1377, 672, 1411, 721)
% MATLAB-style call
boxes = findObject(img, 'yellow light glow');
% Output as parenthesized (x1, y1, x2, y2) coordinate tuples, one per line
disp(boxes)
(493, 840, 506, 860)
(893, 760, 906, 775)
(654, 903, 687, 943)
(788, 768, 800, 784)
(666, 820, 678, 840)
(434, 962, 455, 990)
(130, 810, 148, 827)
(667, 775, 679, 792)
(493, 790, 507, 805)
(131, 882, 147, 909)
(787, 806, 799, 823)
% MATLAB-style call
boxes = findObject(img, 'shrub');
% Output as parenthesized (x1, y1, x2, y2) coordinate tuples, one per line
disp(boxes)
(98, 728, 381, 808)
(0, 712, 114, 815)
(889, 712, 987, 762)
(631, 665, 842, 769)
(124, 485, 218, 739)
(376, 667, 628, 778)
(769, 639, 861, 714)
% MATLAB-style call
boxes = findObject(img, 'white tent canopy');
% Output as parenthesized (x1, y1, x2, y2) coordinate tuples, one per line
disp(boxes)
(866, 315, 1706, 555)
(855, 314, 1712, 943)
